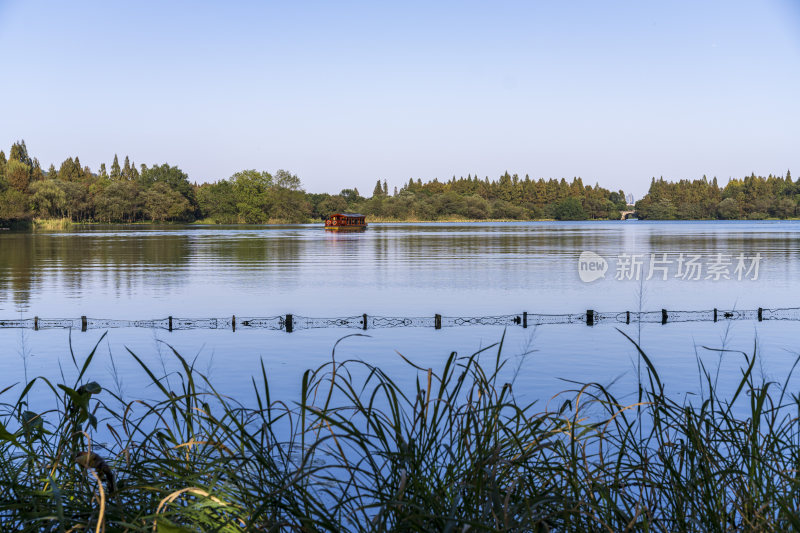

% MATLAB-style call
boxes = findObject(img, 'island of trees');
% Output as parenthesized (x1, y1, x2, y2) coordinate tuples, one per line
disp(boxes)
(635, 173, 797, 220)
(0, 139, 795, 226)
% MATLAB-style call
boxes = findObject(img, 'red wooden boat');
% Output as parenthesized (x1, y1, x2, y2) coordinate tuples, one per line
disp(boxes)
(324, 213, 367, 230)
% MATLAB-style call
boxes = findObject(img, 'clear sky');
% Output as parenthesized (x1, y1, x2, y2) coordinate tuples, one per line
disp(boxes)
(1, 1, 798, 197)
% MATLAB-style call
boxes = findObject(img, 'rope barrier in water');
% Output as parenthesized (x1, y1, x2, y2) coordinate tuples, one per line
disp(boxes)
(0, 306, 791, 332)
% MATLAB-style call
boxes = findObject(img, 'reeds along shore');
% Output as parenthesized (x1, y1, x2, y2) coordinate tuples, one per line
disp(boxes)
(1, 332, 799, 531)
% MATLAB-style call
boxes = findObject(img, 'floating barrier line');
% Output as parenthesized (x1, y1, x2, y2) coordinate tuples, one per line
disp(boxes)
(0, 307, 790, 332)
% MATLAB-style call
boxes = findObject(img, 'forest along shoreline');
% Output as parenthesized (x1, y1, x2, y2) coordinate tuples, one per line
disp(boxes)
(1, 139, 796, 228)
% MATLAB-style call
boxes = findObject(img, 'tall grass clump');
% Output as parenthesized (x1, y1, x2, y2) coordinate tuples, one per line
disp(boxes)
(32, 218, 73, 231)
(2, 330, 800, 531)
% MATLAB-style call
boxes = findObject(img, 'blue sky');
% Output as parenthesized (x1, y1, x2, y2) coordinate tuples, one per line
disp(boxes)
(1, 1, 798, 197)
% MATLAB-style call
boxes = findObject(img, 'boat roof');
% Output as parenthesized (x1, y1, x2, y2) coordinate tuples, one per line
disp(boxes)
(329, 213, 365, 217)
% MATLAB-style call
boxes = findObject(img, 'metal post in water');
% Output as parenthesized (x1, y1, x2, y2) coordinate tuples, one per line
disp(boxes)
(168, 316, 173, 332)
(34, 316, 39, 331)
(362, 313, 368, 330)
(586, 310, 594, 326)
(285, 314, 293, 333)
(522, 311, 527, 329)
(714, 308, 718, 322)
(232, 315, 236, 332)
(661, 309, 668, 325)
(758, 307, 763, 322)
(434, 314, 442, 330)
(81, 316, 87, 332)
(626, 311, 630, 325)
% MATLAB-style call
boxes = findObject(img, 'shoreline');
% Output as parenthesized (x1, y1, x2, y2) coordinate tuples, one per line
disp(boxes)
(12, 217, 800, 229)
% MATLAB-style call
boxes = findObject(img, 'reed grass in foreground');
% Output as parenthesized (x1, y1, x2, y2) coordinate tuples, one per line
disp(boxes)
(32, 218, 73, 231)
(1, 331, 799, 531)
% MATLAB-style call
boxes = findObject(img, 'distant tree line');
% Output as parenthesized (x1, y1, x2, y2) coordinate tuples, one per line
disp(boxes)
(635, 172, 797, 220)
(202, 172, 630, 223)
(4, 139, 795, 225)
(0, 140, 310, 225)
(0, 140, 201, 224)
(300, 174, 628, 222)
(0, 139, 632, 225)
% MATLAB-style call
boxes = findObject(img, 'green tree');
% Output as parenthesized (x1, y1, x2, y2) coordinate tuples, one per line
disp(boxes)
(0, 188, 31, 222)
(273, 169, 302, 191)
(58, 157, 83, 182)
(196, 180, 238, 223)
(317, 195, 348, 218)
(553, 197, 587, 220)
(270, 170, 309, 222)
(340, 189, 361, 203)
(31, 158, 44, 182)
(5, 160, 31, 192)
(140, 163, 196, 211)
(95, 181, 141, 222)
(716, 197, 740, 219)
(141, 182, 191, 221)
(372, 179, 384, 198)
(773, 198, 796, 218)
(110, 154, 121, 180)
(59, 181, 92, 221)
(461, 195, 489, 219)
(490, 199, 526, 219)
(122, 156, 131, 180)
(31, 180, 66, 218)
(230, 170, 273, 223)
(129, 161, 140, 180)
(609, 191, 627, 210)
(645, 199, 678, 219)
(98, 163, 108, 179)
(9, 140, 31, 166)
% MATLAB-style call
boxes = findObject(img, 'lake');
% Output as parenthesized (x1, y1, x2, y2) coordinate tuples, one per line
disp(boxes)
(1, 221, 799, 406)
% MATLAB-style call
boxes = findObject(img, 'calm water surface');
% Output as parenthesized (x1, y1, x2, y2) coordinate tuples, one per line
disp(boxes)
(1, 221, 799, 405)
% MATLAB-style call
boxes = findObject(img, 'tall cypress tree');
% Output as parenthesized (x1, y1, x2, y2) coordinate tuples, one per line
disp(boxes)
(9, 140, 31, 166)
(48, 164, 58, 180)
(372, 179, 383, 197)
(31, 158, 44, 181)
(382, 180, 388, 196)
(8, 141, 32, 184)
(123, 156, 131, 179)
(99, 163, 109, 179)
(0, 150, 6, 181)
(59, 158, 77, 182)
(110, 154, 121, 180)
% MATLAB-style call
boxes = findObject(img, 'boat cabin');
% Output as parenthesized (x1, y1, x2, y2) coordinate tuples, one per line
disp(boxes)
(325, 213, 367, 230)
